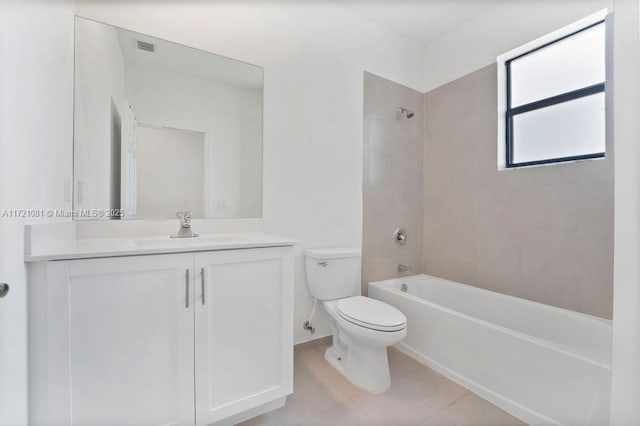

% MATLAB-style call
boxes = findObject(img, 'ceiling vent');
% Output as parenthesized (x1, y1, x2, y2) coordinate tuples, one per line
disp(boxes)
(136, 40, 155, 53)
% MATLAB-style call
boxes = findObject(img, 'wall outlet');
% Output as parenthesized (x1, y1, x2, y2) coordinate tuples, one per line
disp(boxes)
(216, 200, 227, 209)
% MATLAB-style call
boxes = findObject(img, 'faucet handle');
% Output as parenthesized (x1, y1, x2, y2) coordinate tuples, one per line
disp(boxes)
(176, 211, 193, 227)
(170, 212, 198, 238)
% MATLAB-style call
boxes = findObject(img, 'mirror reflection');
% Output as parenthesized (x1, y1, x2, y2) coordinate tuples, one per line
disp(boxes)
(74, 17, 263, 220)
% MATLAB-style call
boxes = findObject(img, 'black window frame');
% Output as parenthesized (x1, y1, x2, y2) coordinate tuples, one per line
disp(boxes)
(505, 19, 606, 168)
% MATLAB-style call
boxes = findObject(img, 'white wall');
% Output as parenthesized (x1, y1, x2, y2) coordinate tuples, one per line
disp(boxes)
(422, 0, 611, 91)
(73, 1, 426, 343)
(74, 18, 124, 211)
(610, 0, 640, 423)
(124, 63, 263, 218)
(0, 2, 74, 424)
(0, 2, 424, 420)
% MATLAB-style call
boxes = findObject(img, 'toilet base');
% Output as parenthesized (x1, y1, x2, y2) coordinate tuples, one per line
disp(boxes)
(324, 343, 391, 393)
(324, 345, 346, 376)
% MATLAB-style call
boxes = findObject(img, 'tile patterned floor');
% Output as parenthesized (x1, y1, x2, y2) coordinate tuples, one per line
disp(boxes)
(240, 344, 526, 426)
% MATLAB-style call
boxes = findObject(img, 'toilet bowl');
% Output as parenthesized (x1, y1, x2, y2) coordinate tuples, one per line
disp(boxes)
(304, 248, 407, 392)
(323, 296, 406, 392)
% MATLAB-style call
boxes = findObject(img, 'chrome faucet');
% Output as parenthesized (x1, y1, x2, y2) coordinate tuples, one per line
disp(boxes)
(170, 212, 199, 238)
(397, 264, 413, 274)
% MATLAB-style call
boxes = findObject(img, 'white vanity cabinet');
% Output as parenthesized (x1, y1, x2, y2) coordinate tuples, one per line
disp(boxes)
(194, 249, 293, 424)
(28, 246, 293, 426)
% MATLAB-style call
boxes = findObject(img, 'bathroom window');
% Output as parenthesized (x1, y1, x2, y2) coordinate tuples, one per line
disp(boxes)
(502, 17, 606, 168)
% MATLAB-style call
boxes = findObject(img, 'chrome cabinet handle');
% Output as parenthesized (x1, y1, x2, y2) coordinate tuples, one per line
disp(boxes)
(317, 261, 328, 267)
(200, 267, 205, 306)
(0, 283, 8, 298)
(185, 269, 189, 308)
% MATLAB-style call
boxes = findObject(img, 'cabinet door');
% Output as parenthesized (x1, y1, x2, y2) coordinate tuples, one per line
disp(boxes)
(194, 248, 293, 425)
(45, 254, 196, 425)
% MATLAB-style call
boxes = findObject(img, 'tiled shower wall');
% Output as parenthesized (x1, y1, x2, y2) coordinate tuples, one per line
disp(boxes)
(362, 72, 424, 293)
(363, 66, 613, 319)
(422, 64, 614, 319)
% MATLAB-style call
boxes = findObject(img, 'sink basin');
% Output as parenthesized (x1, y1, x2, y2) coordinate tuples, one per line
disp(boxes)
(186, 235, 237, 243)
(131, 235, 239, 247)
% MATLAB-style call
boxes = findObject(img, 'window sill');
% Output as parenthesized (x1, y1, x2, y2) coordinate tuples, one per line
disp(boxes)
(498, 155, 606, 171)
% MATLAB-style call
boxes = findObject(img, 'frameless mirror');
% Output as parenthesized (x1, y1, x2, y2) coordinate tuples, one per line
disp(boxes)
(73, 17, 263, 220)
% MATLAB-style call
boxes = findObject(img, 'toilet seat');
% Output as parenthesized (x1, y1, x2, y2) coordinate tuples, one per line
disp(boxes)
(336, 296, 406, 332)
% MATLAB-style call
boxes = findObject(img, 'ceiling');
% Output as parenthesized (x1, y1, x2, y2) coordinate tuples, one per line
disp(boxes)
(338, 0, 504, 47)
(78, 1, 608, 51)
(116, 22, 263, 89)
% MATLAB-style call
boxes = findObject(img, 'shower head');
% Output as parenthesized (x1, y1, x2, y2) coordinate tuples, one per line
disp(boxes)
(398, 107, 414, 119)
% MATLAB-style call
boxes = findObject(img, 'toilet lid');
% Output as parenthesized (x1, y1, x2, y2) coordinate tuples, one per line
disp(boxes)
(336, 296, 407, 332)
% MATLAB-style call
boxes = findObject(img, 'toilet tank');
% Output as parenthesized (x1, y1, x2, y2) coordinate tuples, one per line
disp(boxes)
(304, 247, 361, 300)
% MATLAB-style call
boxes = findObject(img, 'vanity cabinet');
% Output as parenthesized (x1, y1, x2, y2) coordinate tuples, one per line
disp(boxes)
(28, 246, 293, 426)
(194, 250, 293, 424)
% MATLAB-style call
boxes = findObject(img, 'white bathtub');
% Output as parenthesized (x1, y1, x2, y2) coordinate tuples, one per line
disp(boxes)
(369, 274, 612, 426)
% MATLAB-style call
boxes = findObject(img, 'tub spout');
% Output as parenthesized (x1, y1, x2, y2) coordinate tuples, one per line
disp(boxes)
(397, 264, 413, 273)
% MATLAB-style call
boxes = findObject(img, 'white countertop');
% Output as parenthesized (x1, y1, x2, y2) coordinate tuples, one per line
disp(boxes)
(25, 232, 297, 262)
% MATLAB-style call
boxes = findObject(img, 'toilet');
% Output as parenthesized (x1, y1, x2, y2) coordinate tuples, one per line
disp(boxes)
(305, 247, 407, 392)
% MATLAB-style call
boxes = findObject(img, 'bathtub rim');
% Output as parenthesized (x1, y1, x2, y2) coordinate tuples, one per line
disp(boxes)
(369, 274, 612, 370)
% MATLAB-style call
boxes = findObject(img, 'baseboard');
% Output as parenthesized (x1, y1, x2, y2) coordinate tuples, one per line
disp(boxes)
(294, 335, 332, 352)
(395, 342, 560, 426)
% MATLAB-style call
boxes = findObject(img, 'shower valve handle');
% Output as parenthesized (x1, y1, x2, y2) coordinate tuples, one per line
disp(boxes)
(394, 228, 407, 246)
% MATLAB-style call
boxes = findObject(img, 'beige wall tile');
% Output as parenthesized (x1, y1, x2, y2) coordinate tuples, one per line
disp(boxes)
(422, 64, 614, 319)
(366, 65, 612, 319)
(363, 72, 425, 288)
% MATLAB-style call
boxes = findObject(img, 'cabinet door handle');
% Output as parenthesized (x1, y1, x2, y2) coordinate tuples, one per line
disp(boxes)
(185, 269, 189, 308)
(200, 267, 205, 306)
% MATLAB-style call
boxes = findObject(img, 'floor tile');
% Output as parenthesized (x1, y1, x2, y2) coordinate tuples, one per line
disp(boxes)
(239, 404, 301, 426)
(422, 412, 459, 426)
(287, 348, 363, 418)
(305, 398, 373, 426)
(295, 347, 364, 400)
(351, 386, 436, 425)
(390, 366, 468, 410)
(241, 345, 523, 426)
(388, 346, 424, 380)
(286, 374, 348, 418)
(440, 393, 526, 426)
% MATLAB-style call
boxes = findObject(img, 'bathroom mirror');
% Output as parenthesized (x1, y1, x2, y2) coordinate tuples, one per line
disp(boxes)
(73, 17, 263, 220)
